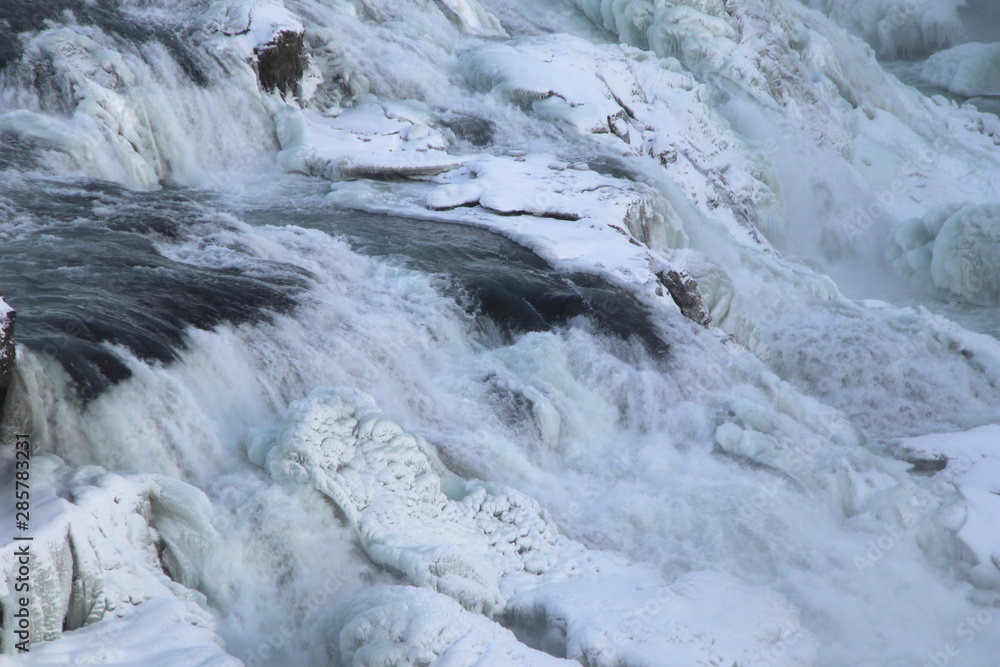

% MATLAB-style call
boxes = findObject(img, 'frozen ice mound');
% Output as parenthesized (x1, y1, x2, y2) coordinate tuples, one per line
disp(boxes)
(310, 585, 574, 666)
(802, 0, 967, 57)
(276, 101, 470, 180)
(0, 456, 233, 663)
(886, 204, 1000, 306)
(249, 386, 817, 666)
(921, 42, 1000, 97)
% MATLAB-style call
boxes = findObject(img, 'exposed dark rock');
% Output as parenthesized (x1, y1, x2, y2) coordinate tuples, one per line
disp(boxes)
(657, 269, 711, 328)
(255, 30, 306, 96)
(439, 114, 496, 147)
(904, 455, 948, 474)
(0, 296, 15, 422)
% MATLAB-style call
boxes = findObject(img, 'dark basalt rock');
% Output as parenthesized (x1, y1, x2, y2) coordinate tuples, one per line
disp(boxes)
(657, 269, 711, 328)
(0, 298, 15, 422)
(255, 30, 306, 96)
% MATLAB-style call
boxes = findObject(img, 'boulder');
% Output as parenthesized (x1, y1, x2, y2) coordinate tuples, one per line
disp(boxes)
(255, 29, 306, 96)
(657, 269, 711, 328)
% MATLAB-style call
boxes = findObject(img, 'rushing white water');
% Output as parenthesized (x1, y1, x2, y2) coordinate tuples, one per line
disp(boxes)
(1, 0, 1000, 666)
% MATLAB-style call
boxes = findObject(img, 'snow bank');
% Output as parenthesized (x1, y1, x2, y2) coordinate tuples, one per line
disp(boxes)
(921, 42, 1000, 96)
(802, 0, 967, 57)
(0, 456, 232, 662)
(886, 204, 1000, 305)
(249, 387, 816, 666)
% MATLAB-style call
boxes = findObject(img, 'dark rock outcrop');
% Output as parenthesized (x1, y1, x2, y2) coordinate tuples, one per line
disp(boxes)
(657, 269, 711, 328)
(255, 30, 306, 96)
(0, 296, 15, 422)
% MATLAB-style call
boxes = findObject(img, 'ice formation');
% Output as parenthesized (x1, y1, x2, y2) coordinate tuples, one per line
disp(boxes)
(249, 387, 816, 666)
(276, 102, 470, 180)
(886, 204, 1000, 305)
(803, 0, 967, 57)
(921, 41, 1000, 96)
(310, 586, 574, 666)
(0, 456, 233, 664)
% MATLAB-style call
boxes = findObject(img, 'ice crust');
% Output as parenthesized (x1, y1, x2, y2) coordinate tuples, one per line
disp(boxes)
(276, 102, 470, 180)
(250, 387, 815, 667)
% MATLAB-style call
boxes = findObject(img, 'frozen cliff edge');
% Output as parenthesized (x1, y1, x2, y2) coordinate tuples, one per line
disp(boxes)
(247, 387, 818, 667)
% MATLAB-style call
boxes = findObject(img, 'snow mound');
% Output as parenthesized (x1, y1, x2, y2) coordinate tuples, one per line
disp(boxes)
(897, 425, 1000, 586)
(0, 456, 232, 662)
(803, 0, 967, 57)
(886, 204, 1000, 306)
(310, 585, 574, 666)
(249, 387, 817, 666)
(921, 42, 1000, 97)
(276, 102, 470, 180)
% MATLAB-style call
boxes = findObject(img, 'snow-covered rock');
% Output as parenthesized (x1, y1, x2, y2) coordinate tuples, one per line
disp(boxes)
(0, 456, 233, 662)
(249, 387, 817, 666)
(921, 42, 1000, 96)
(461, 33, 783, 242)
(277, 102, 470, 180)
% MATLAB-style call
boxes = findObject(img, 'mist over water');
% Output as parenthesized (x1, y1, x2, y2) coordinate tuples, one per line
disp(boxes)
(1, 1, 1000, 666)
